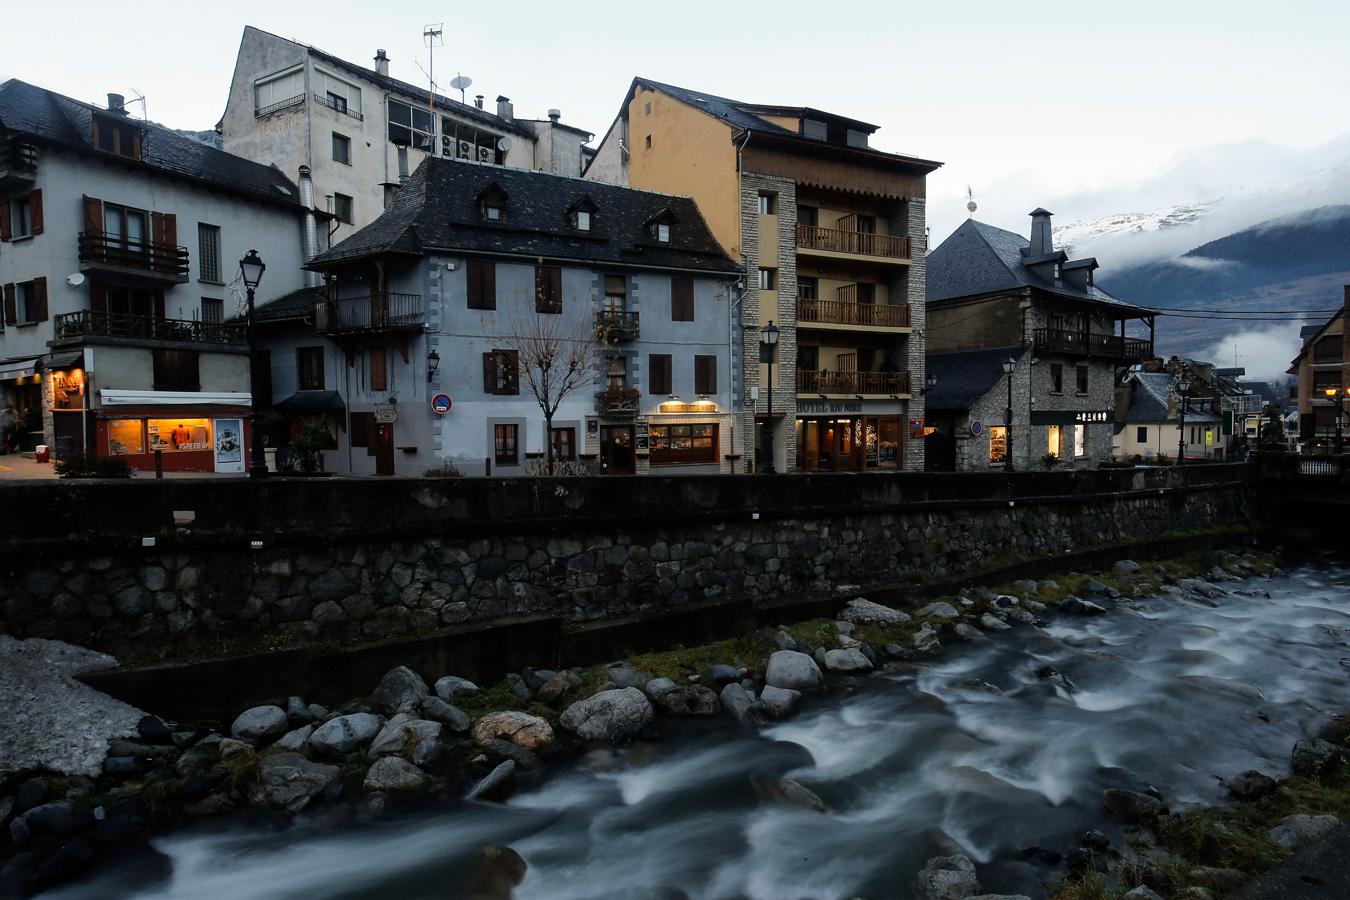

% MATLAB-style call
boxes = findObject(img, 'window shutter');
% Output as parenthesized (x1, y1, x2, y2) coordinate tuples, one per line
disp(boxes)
(482, 261, 496, 310)
(350, 412, 371, 449)
(3, 284, 15, 326)
(32, 278, 48, 322)
(0, 200, 10, 242)
(649, 354, 671, 395)
(28, 190, 43, 235)
(503, 349, 519, 395)
(695, 355, 717, 394)
(550, 267, 562, 306)
(672, 276, 694, 321)
(467, 260, 482, 308)
(483, 351, 496, 393)
(83, 195, 103, 235)
(90, 280, 107, 314)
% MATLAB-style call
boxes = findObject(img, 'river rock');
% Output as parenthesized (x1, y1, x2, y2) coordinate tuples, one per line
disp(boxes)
(1005, 608, 1038, 625)
(537, 670, 583, 706)
(1266, 814, 1341, 849)
(230, 705, 289, 745)
(952, 623, 986, 642)
(370, 714, 442, 757)
(765, 650, 825, 692)
(410, 738, 444, 771)
(485, 739, 542, 772)
(916, 853, 980, 900)
(759, 685, 802, 718)
(559, 688, 654, 742)
(520, 667, 556, 691)
(434, 675, 480, 701)
(841, 598, 911, 626)
(837, 634, 862, 650)
(1113, 559, 1143, 574)
(21, 801, 93, 837)
(916, 601, 960, 621)
(1189, 866, 1248, 893)
(273, 725, 314, 752)
(1226, 770, 1277, 801)
(1102, 788, 1166, 822)
(702, 664, 742, 688)
(507, 675, 529, 702)
(958, 680, 1001, 694)
(1061, 596, 1108, 615)
(470, 843, 528, 899)
(1291, 737, 1341, 776)
(777, 778, 827, 812)
(136, 715, 175, 745)
(466, 760, 517, 802)
(1173, 889, 1216, 900)
(285, 696, 314, 725)
(823, 648, 873, 673)
(372, 666, 430, 713)
(720, 683, 768, 727)
(1023, 599, 1047, 614)
(1178, 578, 1226, 600)
(247, 752, 339, 813)
(471, 711, 554, 751)
(603, 663, 653, 690)
(979, 614, 1010, 632)
(420, 696, 471, 733)
(309, 713, 383, 756)
(363, 756, 428, 792)
(913, 625, 942, 653)
(646, 679, 720, 715)
(1121, 888, 1165, 900)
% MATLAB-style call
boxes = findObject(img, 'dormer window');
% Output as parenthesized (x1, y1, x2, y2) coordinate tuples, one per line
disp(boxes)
(644, 208, 678, 244)
(576, 210, 591, 232)
(485, 204, 502, 222)
(656, 223, 670, 243)
(568, 195, 598, 233)
(93, 116, 141, 160)
(477, 182, 507, 223)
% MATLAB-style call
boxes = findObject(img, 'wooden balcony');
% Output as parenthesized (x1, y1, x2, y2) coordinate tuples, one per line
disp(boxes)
(595, 389, 640, 418)
(78, 232, 190, 284)
(798, 297, 910, 330)
(316, 292, 424, 334)
(595, 309, 639, 343)
(795, 224, 911, 262)
(0, 138, 37, 191)
(797, 369, 911, 397)
(1032, 328, 1153, 361)
(53, 311, 244, 347)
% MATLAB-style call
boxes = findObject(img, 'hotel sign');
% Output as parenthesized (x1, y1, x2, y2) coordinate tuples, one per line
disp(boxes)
(1030, 409, 1113, 425)
(797, 400, 863, 414)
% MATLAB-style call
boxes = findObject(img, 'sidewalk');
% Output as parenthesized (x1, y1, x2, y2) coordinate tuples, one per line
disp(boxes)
(0, 454, 240, 480)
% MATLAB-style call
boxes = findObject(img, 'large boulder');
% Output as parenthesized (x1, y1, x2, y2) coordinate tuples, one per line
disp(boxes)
(230, 705, 289, 745)
(560, 688, 654, 742)
(1061, 597, 1108, 615)
(362, 756, 428, 792)
(536, 670, 583, 706)
(915, 853, 980, 900)
(370, 714, 442, 757)
(469, 844, 528, 900)
(915, 602, 960, 621)
(1102, 788, 1166, 822)
(765, 650, 825, 692)
(308, 713, 383, 756)
(471, 711, 554, 751)
(434, 675, 480, 701)
(952, 624, 986, 642)
(646, 678, 720, 715)
(420, 696, 471, 733)
(1291, 737, 1342, 776)
(1226, 770, 1277, 801)
(372, 666, 429, 713)
(913, 626, 942, 654)
(776, 778, 827, 813)
(247, 752, 339, 813)
(1113, 559, 1143, 574)
(466, 760, 517, 802)
(273, 725, 314, 752)
(720, 683, 768, 727)
(1266, 814, 1340, 849)
(759, 685, 801, 718)
(979, 614, 1011, 632)
(841, 598, 911, 626)
(823, 648, 873, 673)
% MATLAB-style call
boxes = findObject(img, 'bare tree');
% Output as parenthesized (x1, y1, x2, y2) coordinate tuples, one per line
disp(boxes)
(492, 307, 596, 474)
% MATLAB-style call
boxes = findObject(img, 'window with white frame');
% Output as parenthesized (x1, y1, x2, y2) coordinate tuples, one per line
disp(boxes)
(254, 67, 303, 113)
(758, 267, 776, 290)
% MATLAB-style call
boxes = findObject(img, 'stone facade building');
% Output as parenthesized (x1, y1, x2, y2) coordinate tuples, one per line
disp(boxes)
(1286, 286, 1348, 447)
(585, 78, 940, 473)
(925, 210, 1156, 471)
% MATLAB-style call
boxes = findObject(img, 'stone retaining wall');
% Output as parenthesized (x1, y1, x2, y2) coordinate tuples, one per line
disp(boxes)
(0, 466, 1257, 656)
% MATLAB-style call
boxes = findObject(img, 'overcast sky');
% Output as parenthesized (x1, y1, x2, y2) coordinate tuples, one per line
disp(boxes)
(6, 0, 1348, 245)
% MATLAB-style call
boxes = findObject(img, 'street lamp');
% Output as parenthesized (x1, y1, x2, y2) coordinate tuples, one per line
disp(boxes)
(240, 249, 268, 480)
(1176, 377, 1191, 465)
(922, 372, 938, 395)
(1002, 356, 1016, 471)
(427, 349, 441, 383)
(759, 320, 780, 474)
(1324, 386, 1345, 453)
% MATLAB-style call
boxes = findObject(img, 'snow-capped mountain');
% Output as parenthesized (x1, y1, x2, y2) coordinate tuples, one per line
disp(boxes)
(1053, 202, 1216, 258)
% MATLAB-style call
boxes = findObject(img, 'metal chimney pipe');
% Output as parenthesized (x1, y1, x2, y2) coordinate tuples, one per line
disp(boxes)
(297, 165, 321, 288)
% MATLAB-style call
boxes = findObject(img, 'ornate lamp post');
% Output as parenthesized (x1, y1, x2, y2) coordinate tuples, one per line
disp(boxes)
(239, 249, 268, 480)
(1002, 356, 1016, 471)
(759, 320, 780, 474)
(1325, 386, 1345, 453)
(1176, 377, 1191, 465)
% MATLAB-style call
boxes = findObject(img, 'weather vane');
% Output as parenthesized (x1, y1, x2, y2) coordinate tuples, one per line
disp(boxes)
(966, 185, 977, 218)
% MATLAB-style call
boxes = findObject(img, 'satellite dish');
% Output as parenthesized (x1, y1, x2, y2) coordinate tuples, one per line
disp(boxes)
(449, 75, 472, 92)
(66, 273, 86, 288)
(497, 135, 513, 152)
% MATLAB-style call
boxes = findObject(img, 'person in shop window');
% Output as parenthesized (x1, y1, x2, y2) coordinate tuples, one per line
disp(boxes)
(171, 423, 192, 449)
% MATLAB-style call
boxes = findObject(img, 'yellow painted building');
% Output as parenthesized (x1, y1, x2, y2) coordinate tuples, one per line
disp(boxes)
(586, 78, 940, 472)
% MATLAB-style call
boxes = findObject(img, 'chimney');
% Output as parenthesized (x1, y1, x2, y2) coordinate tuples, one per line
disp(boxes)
(496, 95, 513, 122)
(297, 166, 321, 288)
(106, 93, 127, 115)
(474, 94, 484, 110)
(1028, 208, 1054, 256)
(548, 108, 561, 123)
(374, 50, 389, 76)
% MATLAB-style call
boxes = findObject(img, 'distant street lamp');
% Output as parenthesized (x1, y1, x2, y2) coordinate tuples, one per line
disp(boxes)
(1002, 356, 1016, 471)
(760, 321, 780, 474)
(1176, 377, 1191, 465)
(240, 249, 268, 480)
(1324, 386, 1345, 453)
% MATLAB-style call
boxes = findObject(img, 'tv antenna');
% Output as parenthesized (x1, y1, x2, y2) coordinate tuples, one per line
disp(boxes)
(423, 24, 444, 130)
(966, 185, 977, 218)
(126, 89, 147, 121)
(450, 74, 473, 105)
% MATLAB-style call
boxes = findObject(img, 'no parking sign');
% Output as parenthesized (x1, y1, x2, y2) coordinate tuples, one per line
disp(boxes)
(431, 393, 453, 415)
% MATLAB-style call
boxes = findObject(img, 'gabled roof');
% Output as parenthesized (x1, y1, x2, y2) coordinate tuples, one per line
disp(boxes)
(0, 78, 303, 210)
(309, 157, 739, 274)
(926, 218, 1153, 315)
(1287, 308, 1343, 373)
(247, 286, 323, 323)
(924, 345, 1029, 411)
(1121, 372, 1221, 424)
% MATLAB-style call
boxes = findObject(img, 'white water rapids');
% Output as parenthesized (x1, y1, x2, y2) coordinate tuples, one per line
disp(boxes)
(48, 560, 1350, 899)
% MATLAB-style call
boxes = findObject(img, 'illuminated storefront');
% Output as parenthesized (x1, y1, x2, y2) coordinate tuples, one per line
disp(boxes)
(638, 399, 732, 473)
(795, 399, 904, 471)
(95, 389, 252, 473)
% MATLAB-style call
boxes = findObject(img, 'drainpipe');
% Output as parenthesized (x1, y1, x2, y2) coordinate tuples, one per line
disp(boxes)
(298, 166, 321, 287)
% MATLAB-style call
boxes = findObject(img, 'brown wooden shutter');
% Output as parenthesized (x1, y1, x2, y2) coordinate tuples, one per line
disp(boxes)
(162, 213, 177, 247)
(467, 260, 483, 309)
(28, 190, 43, 236)
(0, 200, 11, 242)
(672, 276, 694, 321)
(482, 261, 496, 310)
(83, 195, 103, 234)
(90, 280, 107, 314)
(650, 354, 671, 395)
(483, 351, 496, 393)
(350, 412, 371, 449)
(32, 278, 48, 322)
(550, 267, 562, 307)
(3, 284, 15, 326)
(695, 355, 716, 394)
(503, 349, 519, 395)
(370, 348, 388, 391)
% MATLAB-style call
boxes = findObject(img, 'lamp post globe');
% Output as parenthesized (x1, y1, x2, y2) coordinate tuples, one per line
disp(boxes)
(240, 249, 268, 480)
(759, 321, 780, 474)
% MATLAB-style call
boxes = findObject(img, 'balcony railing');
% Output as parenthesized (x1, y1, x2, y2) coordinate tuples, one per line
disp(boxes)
(595, 389, 640, 417)
(595, 309, 639, 343)
(0, 138, 38, 189)
(54, 311, 244, 346)
(255, 94, 305, 118)
(1032, 328, 1153, 361)
(312, 93, 364, 121)
(796, 225, 911, 260)
(798, 297, 910, 328)
(78, 232, 190, 281)
(797, 369, 911, 396)
(317, 293, 424, 333)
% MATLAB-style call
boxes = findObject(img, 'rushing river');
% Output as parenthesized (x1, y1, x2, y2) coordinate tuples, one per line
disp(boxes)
(49, 560, 1350, 900)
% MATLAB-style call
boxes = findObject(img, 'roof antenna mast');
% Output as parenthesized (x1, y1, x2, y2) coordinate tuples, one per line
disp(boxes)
(126, 89, 147, 121)
(423, 24, 444, 137)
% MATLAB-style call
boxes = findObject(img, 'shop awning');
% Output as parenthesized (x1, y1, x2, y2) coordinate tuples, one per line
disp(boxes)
(40, 351, 84, 371)
(99, 390, 252, 407)
(275, 390, 346, 415)
(0, 357, 40, 381)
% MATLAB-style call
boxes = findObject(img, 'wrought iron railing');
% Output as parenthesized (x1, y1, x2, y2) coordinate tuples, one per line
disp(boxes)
(1032, 328, 1153, 361)
(255, 94, 305, 117)
(797, 370, 911, 395)
(795, 225, 911, 260)
(317, 293, 424, 332)
(78, 232, 190, 279)
(312, 93, 364, 121)
(54, 311, 243, 345)
(595, 309, 640, 342)
(798, 297, 910, 328)
(595, 390, 641, 417)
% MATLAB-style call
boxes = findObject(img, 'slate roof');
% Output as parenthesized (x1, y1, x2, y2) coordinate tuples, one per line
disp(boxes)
(927, 219, 1154, 315)
(1237, 380, 1280, 405)
(635, 79, 798, 136)
(924, 345, 1029, 411)
(309, 157, 740, 274)
(0, 78, 303, 210)
(247, 286, 323, 324)
(1120, 372, 1221, 424)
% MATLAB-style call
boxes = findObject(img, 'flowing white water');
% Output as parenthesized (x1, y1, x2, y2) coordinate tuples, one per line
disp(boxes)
(47, 561, 1350, 900)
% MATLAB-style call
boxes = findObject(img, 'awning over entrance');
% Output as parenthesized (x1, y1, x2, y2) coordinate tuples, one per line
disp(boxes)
(40, 351, 84, 371)
(0, 357, 40, 381)
(99, 390, 252, 407)
(275, 390, 346, 415)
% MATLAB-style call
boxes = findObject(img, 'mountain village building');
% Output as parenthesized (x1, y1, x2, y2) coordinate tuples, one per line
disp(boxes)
(1286, 287, 1348, 447)
(585, 79, 939, 472)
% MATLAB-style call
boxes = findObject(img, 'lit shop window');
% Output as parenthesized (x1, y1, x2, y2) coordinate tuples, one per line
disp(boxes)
(148, 418, 212, 452)
(108, 419, 145, 455)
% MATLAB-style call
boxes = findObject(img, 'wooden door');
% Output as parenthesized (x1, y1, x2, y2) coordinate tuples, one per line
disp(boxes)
(374, 422, 395, 476)
(599, 426, 635, 474)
